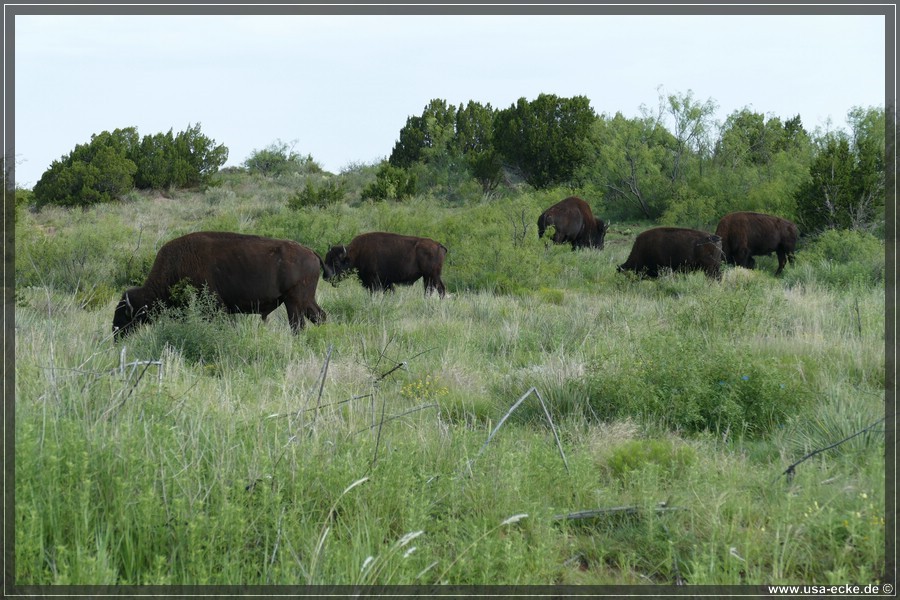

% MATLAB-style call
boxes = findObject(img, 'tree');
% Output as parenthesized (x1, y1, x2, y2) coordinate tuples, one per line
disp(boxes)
(361, 162, 417, 202)
(244, 139, 321, 177)
(454, 101, 502, 192)
(170, 123, 229, 187)
(579, 112, 674, 219)
(493, 94, 596, 189)
(33, 124, 228, 208)
(715, 109, 811, 170)
(653, 89, 717, 184)
(795, 107, 885, 232)
(390, 98, 458, 169)
(33, 128, 138, 208)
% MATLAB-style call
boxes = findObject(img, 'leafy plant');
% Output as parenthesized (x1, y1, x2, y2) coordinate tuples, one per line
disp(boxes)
(361, 162, 417, 202)
(243, 139, 322, 177)
(288, 178, 346, 209)
(493, 93, 596, 189)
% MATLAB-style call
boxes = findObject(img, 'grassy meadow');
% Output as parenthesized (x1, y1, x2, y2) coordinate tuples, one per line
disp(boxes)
(13, 173, 887, 587)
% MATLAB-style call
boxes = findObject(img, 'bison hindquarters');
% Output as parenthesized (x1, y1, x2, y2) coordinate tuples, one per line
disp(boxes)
(618, 227, 723, 280)
(715, 212, 799, 276)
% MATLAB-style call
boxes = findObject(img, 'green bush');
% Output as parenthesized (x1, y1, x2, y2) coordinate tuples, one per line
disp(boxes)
(783, 229, 884, 288)
(32, 125, 228, 209)
(659, 190, 721, 230)
(361, 163, 417, 202)
(585, 332, 809, 437)
(605, 438, 696, 480)
(34, 138, 137, 209)
(132, 124, 228, 190)
(243, 140, 322, 177)
(287, 178, 346, 209)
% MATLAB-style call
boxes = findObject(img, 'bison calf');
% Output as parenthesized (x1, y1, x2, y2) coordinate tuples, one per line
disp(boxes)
(617, 227, 723, 279)
(113, 231, 328, 338)
(715, 211, 799, 275)
(324, 232, 448, 297)
(538, 196, 608, 250)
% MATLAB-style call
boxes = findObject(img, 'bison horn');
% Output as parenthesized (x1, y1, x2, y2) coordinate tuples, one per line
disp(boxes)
(124, 292, 134, 316)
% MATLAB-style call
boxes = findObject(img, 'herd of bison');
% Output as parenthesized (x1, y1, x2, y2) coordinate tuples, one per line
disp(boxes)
(111, 196, 800, 338)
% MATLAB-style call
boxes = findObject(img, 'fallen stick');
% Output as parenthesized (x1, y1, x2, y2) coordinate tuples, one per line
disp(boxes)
(554, 505, 686, 521)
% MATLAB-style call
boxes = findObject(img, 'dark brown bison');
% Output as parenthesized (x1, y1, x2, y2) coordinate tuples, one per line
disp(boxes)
(324, 232, 448, 297)
(113, 231, 329, 338)
(537, 196, 608, 250)
(715, 211, 799, 275)
(617, 227, 723, 279)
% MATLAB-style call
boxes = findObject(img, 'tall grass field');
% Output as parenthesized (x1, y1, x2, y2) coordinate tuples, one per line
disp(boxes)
(13, 175, 887, 589)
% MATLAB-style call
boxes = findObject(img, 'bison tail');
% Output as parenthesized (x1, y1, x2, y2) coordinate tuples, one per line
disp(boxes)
(316, 253, 335, 279)
(537, 213, 547, 238)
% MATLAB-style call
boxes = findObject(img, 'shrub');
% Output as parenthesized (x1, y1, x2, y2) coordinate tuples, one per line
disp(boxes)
(605, 438, 696, 480)
(131, 124, 228, 190)
(783, 229, 884, 288)
(32, 125, 228, 209)
(659, 190, 721, 231)
(584, 332, 809, 437)
(243, 140, 322, 177)
(33, 134, 138, 209)
(287, 178, 346, 209)
(361, 163, 416, 202)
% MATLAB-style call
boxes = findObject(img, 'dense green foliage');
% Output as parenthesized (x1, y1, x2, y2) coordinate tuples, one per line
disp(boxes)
(493, 94, 596, 189)
(794, 107, 886, 232)
(243, 139, 323, 178)
(32, 124, 228, 209)
(14, 166, 885, 586)
(362, 162, 417, 202)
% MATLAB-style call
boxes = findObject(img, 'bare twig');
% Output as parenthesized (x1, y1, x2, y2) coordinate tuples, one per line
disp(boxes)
(465, 387, 568, 475)
(267, 393, 374, 419)
(369, 393, 389, 471)
(780, 417, 885, 483)
(553, 505, 686, 521)
(352, 403, 439, 436)
(305, 344, 334, 430)
(534, 388, 569, 474)
(101, 359, 156, 421)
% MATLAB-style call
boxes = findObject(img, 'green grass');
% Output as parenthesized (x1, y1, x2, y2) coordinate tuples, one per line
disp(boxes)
(13, 181, 886, 586)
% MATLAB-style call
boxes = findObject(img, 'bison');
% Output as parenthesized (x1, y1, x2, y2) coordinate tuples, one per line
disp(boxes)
(617, 227, 723, 279)
(113, 231, 329, 339)
(324, 232, 448, 297)
(715, 211, 799, 275)
(537, 196, 609, 250)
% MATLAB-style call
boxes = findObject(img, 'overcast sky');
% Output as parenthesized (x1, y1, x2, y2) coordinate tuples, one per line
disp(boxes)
(12, 12, 887, 189)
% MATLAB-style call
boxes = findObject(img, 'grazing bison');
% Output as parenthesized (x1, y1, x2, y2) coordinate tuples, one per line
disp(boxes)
(113, 231, 329, 338)
(537, 196, 609, 250)
(324, 232, 448, 297)
(617, 227, 723, 279)
(715, 211, 799, 275)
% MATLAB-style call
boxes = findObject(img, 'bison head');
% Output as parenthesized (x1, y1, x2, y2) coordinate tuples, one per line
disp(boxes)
(112, 287, 151, 340)
(592, 220, 609, 249)
(323, 244, 353, 285)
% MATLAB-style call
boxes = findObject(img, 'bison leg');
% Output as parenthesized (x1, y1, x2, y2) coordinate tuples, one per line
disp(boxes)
(733, 248, 753, 269)
(305, 303, 326, 325)
(775, 250, 788, 276)
(424, 276, 446, 298)
(285, 303, 306, 332)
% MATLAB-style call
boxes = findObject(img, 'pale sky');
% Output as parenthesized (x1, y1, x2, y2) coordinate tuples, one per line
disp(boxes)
(12, 12, 888, 189)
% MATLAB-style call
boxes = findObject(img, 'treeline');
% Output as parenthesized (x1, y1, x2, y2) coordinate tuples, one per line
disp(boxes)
(24, 90, 887, 234)
(378, 92, 886, 233)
